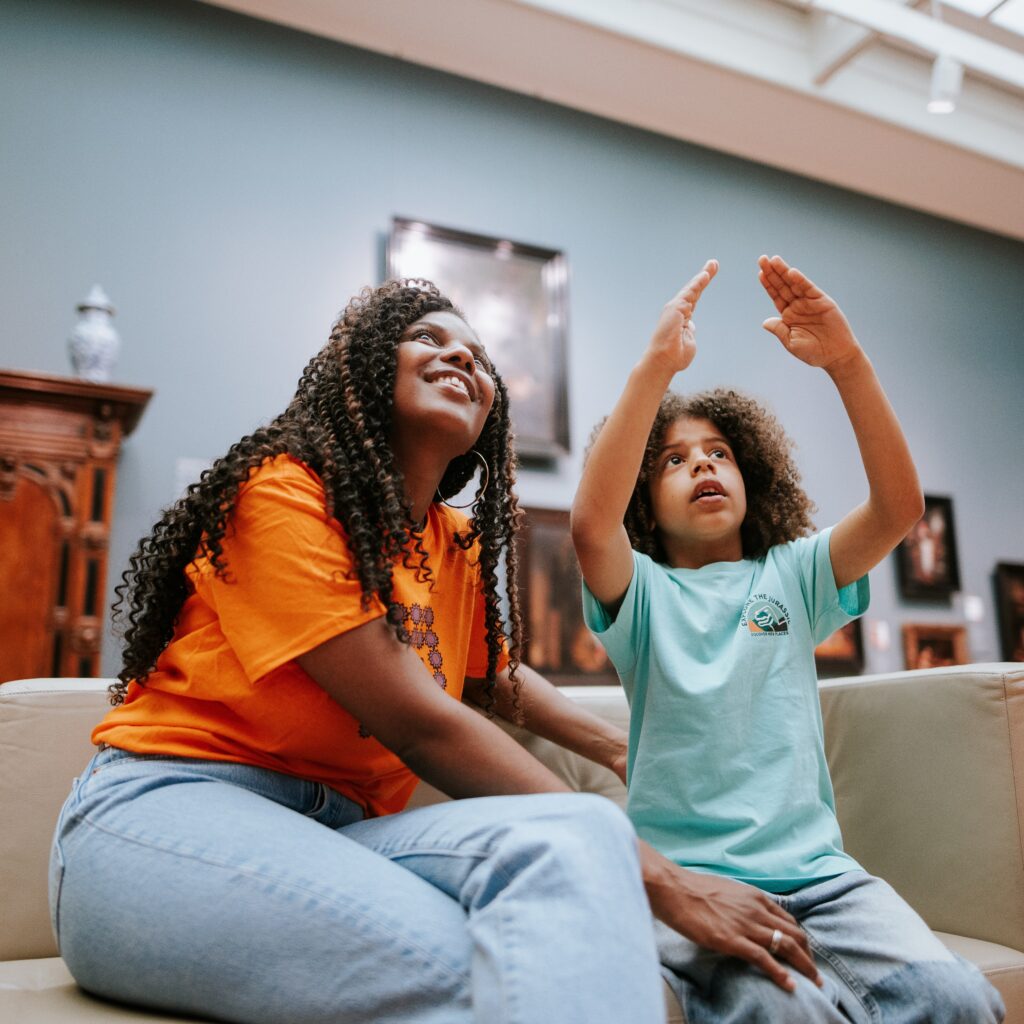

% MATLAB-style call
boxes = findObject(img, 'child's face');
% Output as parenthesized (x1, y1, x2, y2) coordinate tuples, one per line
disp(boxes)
(390, 311, 496, 451)
(648, 416, 747, 558)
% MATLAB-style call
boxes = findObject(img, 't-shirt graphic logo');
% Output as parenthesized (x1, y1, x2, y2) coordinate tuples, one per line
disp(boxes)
(740, 594, 790, 636)
(393, 601, 447, 690)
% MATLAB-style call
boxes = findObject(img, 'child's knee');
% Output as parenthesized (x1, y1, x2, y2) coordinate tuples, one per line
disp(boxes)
(683, 960, 844, 1024)
(871, 956, 1005, 1023)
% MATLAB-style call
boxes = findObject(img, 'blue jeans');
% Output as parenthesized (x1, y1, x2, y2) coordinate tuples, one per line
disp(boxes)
(656, 869, 1005, 1023)
(50, 746, 665, 1024)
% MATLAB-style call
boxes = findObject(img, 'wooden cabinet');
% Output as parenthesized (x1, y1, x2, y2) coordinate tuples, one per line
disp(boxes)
(0, 369, 152, 683)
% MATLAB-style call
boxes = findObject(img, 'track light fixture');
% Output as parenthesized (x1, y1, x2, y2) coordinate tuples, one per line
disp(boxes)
(928, 52, 963, 113)
(926, 1, 962, 114)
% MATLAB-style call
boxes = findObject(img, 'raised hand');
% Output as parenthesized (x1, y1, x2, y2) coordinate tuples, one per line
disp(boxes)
(647, 259, 719, 374)
(758, 255, 861, 371)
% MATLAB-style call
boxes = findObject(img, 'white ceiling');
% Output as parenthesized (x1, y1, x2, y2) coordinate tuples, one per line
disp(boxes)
(198, 0, 1024, 241)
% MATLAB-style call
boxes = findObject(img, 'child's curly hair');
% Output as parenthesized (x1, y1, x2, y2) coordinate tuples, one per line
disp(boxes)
(593, 388, 816, 563)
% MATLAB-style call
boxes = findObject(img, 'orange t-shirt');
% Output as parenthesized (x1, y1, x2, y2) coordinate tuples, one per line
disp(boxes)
(93, 455, 507, 817)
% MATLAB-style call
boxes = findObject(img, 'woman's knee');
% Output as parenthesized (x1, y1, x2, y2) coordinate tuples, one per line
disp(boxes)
(532, 792, 637, 860)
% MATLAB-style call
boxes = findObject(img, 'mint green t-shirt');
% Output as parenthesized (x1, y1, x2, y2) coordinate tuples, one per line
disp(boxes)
(582, 527, 869, 893)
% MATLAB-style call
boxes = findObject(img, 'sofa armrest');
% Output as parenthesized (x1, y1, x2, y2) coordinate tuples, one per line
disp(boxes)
(0, 678, 113, 960)
(820, 662, 1024, 954)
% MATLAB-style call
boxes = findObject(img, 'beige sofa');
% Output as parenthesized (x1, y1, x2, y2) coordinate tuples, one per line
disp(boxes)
(2, 663, 1023, 1022)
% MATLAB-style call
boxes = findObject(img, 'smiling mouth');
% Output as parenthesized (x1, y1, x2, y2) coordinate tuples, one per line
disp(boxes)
(433, 374, 473, 400)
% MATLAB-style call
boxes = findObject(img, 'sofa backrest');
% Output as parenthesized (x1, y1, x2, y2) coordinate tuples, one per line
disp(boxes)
(4, 666, 1024, 963)
(820, 662, 1024, 954)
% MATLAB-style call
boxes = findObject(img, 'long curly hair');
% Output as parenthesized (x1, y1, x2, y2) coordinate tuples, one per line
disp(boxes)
(593, 388, 815, 563)
(110, 279, 523, 711)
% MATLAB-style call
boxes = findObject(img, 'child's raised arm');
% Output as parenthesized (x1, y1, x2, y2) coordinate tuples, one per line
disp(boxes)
(571, 259, 718, 611)
(757, 254, 924, 589)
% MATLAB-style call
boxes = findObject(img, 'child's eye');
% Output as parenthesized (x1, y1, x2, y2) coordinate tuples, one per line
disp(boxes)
(666, 454, 684, 467)
(710, 449, 728, 460)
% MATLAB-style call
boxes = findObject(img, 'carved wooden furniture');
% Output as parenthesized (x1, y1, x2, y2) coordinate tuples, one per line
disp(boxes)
(0, 369, 152, 683)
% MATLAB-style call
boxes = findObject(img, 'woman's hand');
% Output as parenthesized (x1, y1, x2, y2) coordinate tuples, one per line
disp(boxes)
(638, 840, 821, 993)
(758, 254, 862, 372)
(646, 259, 719, 375)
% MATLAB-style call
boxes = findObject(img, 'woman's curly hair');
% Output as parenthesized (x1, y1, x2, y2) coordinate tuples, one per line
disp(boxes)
(110, 279, 523, 711)
(594, 387, 815, 563)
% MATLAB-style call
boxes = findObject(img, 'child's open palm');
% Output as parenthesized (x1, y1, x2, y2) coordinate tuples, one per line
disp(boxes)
(649, 259, 719, 373)
(758, 255, 859, 370)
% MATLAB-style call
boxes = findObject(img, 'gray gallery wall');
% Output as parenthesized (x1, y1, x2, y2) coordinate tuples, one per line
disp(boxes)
(2, 0, 1022, 676)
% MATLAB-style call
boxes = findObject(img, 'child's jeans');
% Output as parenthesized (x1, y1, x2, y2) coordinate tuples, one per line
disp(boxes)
(657, 869, 1005, 1023)
(50, 745, 665, 1024)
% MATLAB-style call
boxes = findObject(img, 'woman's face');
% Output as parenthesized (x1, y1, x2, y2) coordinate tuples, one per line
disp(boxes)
(391, 311, 496, 454)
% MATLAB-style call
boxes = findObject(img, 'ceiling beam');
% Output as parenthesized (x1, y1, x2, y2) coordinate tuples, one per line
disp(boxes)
(809, 0, 1024, 91)
(810, 12, 877, 85)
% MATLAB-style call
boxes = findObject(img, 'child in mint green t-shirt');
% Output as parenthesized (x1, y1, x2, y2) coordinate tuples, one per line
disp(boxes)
(572, 256, 1003, 1022)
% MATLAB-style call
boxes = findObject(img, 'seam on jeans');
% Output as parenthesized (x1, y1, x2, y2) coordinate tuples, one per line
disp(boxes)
(379, 844, 495, 861)
(805, 932, 879, 1024)
(72, 814, 468, 984)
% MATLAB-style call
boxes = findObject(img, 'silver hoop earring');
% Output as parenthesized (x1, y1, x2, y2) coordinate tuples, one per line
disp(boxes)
(435, 449, 490, 509)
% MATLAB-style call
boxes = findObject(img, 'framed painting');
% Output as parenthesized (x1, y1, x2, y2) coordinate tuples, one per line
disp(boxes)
(515, 507, 617, 686)
(895, 494, 961, 600)
(814, 619, 864, 678)
(901, 623, 969, 670)
(387, 217, 570, 459)
(994, 562, 1024, 662)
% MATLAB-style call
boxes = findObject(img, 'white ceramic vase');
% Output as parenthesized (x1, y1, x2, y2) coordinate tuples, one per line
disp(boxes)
(68, 285, 120, 382)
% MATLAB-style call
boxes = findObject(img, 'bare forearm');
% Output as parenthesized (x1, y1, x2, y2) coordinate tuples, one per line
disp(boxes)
(400, 702, 572, 799)
(469, 665, 626, 773)
(827, 350, 922, 527)
(572, 354, 675, 541)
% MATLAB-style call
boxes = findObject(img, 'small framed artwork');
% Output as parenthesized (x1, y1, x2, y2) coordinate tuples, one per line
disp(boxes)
(901, 623, 969, 670)
(387, 217, 570, 459)
(895, 494, 961, 600)
(515, 507, 617, 686)
(994, 562, 1024, 662)
(814, 619, 864, 678)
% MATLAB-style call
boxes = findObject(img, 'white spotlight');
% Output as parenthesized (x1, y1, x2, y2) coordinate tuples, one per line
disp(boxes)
(927, 53, 962, 114)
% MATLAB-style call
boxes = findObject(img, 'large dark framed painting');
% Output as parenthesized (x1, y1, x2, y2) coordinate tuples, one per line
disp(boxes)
(895, 494, 961, 600)
(814, 619, 864, 678)
(995, 562, 1024, 662)
(387, 217, 570, 459)
(515, 507, 617, 686)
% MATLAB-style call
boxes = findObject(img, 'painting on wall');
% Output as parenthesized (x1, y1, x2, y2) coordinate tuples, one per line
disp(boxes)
(515, 507, 617, 686)
(814, 620, 864, 678)
(995, 562, 1024, 662)
(902, 623, 969, 670)
(894, 494, 961, 600)
(387, 217, 570, 459)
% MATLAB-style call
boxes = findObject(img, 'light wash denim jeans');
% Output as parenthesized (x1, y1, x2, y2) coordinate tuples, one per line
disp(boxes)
(50, 746, 665, 1024)
(656, 869, 1005, 1023)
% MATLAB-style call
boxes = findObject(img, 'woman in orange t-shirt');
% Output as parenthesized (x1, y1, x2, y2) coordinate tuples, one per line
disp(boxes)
(50, 280, 812, 1023)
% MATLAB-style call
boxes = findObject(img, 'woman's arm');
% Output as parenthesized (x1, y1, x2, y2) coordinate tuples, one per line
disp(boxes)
(571, 260, 718, 612)
(298, 616, 570, 799)
(758, 255, 923, 587)
(463, 663, 628, 783)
